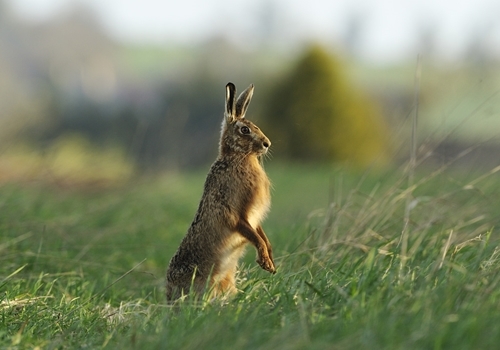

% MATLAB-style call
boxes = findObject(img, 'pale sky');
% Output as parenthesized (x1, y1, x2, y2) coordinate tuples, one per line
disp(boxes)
(6, 0, 500, 63)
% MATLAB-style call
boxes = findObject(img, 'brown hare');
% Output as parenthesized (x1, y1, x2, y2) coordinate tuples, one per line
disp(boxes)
(165, 82, 275, 302)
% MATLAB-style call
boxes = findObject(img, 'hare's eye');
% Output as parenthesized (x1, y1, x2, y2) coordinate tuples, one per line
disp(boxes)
(240, 126, 250, 134)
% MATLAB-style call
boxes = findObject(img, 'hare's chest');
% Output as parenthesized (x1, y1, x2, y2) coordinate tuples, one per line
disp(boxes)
(246, 181, 271, 229)
(218, 232, 248, 273)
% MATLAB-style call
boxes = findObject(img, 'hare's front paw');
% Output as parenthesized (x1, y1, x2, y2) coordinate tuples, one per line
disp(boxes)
(257, 255, 276, 274)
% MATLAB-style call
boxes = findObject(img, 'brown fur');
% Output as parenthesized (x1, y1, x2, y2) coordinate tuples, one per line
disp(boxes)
(165, 83, 275, 302)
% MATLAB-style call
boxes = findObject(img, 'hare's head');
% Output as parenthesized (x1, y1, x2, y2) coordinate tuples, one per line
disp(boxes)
(219, 83, 271, 157)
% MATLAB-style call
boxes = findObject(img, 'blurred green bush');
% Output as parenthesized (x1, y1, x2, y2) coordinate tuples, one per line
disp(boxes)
(0, 134, 134, 186)
(263, 45, 392, 167)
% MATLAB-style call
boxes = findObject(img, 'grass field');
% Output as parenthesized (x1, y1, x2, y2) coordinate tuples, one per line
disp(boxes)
(2, 162, 500, 349)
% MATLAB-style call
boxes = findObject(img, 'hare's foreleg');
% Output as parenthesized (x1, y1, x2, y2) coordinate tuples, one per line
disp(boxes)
(256, 225, 274, 268)
(236, 220, 276, 274)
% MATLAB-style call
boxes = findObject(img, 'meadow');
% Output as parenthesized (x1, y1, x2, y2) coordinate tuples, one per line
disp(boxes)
(2, 162, 500, 349)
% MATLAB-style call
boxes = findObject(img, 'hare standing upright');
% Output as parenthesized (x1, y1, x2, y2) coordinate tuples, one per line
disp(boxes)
(165, 82, 275, 302)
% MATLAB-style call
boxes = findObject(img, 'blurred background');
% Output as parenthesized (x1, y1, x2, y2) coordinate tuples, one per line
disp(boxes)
(1, 0, 500, 186)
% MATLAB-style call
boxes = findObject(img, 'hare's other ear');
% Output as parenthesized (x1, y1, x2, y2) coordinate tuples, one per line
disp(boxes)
(235, 84, 254, 119)
(225, 82, 236, 124)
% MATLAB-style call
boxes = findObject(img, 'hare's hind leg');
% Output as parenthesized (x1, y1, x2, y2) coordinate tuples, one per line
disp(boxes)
(166, 265, 207, 302)
(165, 282, 186, 302)
(212, 273, 238, 298)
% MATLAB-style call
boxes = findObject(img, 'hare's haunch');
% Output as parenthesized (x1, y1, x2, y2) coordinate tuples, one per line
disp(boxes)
(165, 83, 275, 301)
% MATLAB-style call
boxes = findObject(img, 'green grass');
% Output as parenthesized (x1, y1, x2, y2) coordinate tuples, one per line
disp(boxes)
(2, 163, 500, 349)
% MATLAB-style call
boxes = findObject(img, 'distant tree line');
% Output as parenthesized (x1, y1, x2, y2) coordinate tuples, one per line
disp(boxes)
(28, 45, 392, 170)
(37, 78, 225, 170)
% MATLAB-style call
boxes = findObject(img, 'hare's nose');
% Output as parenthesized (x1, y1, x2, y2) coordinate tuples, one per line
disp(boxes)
(263, 141, 270, 148)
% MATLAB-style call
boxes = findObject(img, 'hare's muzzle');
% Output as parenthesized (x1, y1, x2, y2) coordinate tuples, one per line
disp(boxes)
(260, 137, 271, 154)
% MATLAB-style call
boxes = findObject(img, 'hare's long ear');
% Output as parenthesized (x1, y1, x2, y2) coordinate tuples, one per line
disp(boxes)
(225, 82, 236, 124)
(235, 84, 254, 119)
